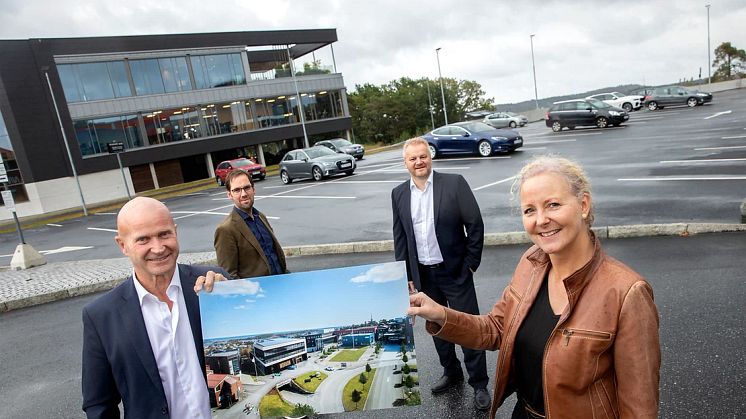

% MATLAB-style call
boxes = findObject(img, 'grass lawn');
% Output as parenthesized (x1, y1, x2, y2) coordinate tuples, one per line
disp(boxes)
(330, 347, 367, 362)
(342, 369, 377, 411)
(293, 371, 328, 393)
(258, 388, 295, 418)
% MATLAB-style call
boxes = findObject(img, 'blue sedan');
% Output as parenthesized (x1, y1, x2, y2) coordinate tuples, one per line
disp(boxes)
(422, 121, 523, 159)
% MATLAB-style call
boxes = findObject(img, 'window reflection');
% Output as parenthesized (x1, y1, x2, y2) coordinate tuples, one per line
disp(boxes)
(0, 110, 28, 204)
(58, 61, 132, 103)
(74, 114, 143, 156)
(131, 59, 166, 96)
(190, 54, 246, 89)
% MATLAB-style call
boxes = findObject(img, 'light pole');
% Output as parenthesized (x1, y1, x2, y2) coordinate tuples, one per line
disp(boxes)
(706, 4, 711, 84)
(530, 34, 539, 110)
(425, 79, 435, 130)
(285, 45, 310, 148)
(435, 48, 448, 125)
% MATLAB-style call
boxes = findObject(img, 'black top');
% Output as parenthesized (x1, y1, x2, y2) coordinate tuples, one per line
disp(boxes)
(234, 207, 282, 275)
(513, 273, 560, 414)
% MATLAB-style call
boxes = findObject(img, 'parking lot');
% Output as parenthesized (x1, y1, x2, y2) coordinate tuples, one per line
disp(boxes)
(1, 88, 745, 264)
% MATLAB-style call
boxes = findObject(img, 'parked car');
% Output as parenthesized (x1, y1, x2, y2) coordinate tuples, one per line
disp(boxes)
(643, 86, 712, 110)
(324, 366, 334, 371)
(586, 92, 642, 112)
(279, 146, 355, 184)
(421, 121, 523, 159)
(545, 98, 628, 132)
(483, 111, 528, 128)
(215, 158, 266, 186)
(313, 138, 365, 160)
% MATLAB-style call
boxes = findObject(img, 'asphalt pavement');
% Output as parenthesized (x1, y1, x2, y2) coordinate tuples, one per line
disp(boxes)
(1, 232, 744, 419)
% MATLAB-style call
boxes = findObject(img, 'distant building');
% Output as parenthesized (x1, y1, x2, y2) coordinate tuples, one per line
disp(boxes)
(0, 29, 351, 220)
(340, 333, 375, 347)
(206, 372, 242, 409)
(206, 350, 241, 375)
(333, 325, 377, 341)
(300, 330, 335, 353)
(253, 338, 307, 375)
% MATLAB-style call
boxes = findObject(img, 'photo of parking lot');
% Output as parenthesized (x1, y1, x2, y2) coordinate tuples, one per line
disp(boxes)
(199, 261, 420, 418)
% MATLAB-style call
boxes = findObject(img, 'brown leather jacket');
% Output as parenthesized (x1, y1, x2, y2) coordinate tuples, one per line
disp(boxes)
(427, 237, 660, 419)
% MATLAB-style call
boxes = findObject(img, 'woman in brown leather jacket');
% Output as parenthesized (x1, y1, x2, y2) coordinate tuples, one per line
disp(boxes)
(409, 156, 660, 419)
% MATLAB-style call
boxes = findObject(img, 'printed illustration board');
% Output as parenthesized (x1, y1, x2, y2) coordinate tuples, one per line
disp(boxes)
(199, 261, 421, 418)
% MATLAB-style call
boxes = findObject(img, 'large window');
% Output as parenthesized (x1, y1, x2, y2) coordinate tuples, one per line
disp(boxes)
(58, 61, 132, 103)
(74, 115, 143, 156)
(190, 54, 245, 89)
(131, 57, 192, 95)
(0, 110, 28, 204)
(256, 96, 296, 128)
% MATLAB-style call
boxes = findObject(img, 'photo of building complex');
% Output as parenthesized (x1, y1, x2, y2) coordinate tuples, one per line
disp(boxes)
(0, 29, 351, 220)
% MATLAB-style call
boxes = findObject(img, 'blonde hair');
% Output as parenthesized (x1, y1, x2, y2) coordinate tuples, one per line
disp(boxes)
(402, 137, 429, 157)
(511, 155, 595, 226)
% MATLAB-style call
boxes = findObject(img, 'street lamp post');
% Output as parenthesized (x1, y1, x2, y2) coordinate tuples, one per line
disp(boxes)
(285, 45, 310, 148)
(435, 48, 448, 125)
(425, 79, 435, 130)
(530, 34, 539, 110)
(706, 4, 711, 84)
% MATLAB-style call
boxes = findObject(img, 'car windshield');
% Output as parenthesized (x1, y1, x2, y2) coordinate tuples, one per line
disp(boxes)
(233, 158, 256, 167)
(456, 121, 493, 132)
(305, 147, 337, 159)
(506, 112, 518, 117)
(330, 139, 352, 147)
(612, 92, 625, 97)
(588, 99, 611, 109)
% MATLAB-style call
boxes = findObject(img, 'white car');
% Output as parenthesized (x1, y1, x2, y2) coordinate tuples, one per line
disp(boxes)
(586, 92, 642, 112)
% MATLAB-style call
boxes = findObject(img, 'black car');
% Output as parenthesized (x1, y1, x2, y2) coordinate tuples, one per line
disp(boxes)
(313, 138, 365, 160)
(545, 99, 628, 132)
(643, 86, 712, 110)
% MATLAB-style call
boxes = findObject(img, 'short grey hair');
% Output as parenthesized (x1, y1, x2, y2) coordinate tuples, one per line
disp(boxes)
(402, 137, 429, 157)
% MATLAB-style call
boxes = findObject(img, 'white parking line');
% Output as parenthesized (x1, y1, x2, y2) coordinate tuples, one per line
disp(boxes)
(694, 145, 746, 151)
(619, 176, 746, 181)
(182, 192, 210, 196)
(722, 134, 746, 139)
(88, 227, 118, 233)
(171, 210, 230, 216)
(329, 180, 403, 183)
(172, 204, 234, 220)
(0, 245, 94, 258)
(528, 139, 577, 145)
(210, 190, 227, 196)
(704, 110, 732, 119)
(521, 147, 548, 151)
(94, 212, 117, 216)
(660, 158, 746, 163)
(473, 176, 517, 191)
(255, 195, 356, 199)
(46, 223, 63, 227)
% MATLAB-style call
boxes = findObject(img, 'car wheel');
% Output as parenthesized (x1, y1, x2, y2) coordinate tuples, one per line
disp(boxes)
(216, 176, 224, 186)
(344, 169, 354, 176)
(551, 121, 562, 132)
(647, 101, 658, 111)
(509, 121, 517, 128)
(596, 117, 608, 128)
(477, 140, 492, 157)
(687, 97, 698, 107)
(428, 144, 438, 159)
(312, 166, 324, 181)
(280, 170, 292, 184)
(622, 102, 633, 112)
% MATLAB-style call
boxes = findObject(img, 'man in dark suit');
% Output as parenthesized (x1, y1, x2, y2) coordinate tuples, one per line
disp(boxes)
(214, 169, 287, 278)
(81, 197, 229, 419)
(391, 137, 490, 411)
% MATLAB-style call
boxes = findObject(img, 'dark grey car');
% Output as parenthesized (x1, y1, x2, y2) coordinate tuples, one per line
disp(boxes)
(313, 138, 365, 160)
(279, 146, 355, 184)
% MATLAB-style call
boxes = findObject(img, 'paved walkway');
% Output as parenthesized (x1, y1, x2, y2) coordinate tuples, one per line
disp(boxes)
(2, 222, 745, 313)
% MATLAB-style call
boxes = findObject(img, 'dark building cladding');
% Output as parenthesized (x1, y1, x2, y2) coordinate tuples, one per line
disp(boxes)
(0, 29, 352, 218)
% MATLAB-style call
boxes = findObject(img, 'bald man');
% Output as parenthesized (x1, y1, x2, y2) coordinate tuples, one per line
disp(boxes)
(81, 197, 230, 419)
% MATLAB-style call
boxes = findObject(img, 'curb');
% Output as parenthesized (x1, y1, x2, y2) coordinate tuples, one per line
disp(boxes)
(2, 223, 745, 313)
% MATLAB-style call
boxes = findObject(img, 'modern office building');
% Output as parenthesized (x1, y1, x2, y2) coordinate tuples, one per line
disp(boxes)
(301, 330, 335, 353)
(252, 337, 307, 375)
(340, 332, 375, 347)
(0, 29, 351, 221)
(206, 350, 241, 375)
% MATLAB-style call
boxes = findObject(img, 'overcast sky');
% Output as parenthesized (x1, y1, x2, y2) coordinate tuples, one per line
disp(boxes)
(1, 0, 744, 104)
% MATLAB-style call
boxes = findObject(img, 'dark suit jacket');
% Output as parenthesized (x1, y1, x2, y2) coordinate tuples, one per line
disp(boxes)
(214, 208, 287, 279)
(391, 171, 484, 290)
(81, 264, 230, 419)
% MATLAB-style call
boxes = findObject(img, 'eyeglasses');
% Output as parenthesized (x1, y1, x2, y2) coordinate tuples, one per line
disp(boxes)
(230, 185, 253, 195)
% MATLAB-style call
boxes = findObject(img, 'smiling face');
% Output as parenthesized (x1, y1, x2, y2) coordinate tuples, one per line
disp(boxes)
(115, 198, 179, 283)
(404, 142, 432, 181)
(520, 172, 591, 258)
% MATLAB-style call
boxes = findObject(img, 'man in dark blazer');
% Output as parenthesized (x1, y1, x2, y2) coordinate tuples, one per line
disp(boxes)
(82, 197, 229, 419)
(391, 137, 490, 411)
(214, 169, 287, 279)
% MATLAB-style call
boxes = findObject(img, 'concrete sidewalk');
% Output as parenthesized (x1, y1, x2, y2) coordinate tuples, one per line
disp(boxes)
(1, 222, 745, 313)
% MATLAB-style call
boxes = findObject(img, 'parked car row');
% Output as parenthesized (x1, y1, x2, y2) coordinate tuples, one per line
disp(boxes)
(642, 86, 713, 110)
(313, 138, 365, 160)
(545, 98, 629, 132)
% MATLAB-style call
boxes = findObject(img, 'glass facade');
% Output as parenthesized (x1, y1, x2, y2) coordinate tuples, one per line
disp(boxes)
(0, 109, 28, 204)
(190, 54, 245, 89)
(58, 61, 132, 102)
(74, 114, 143, 156)
(131, 57, 192, 95)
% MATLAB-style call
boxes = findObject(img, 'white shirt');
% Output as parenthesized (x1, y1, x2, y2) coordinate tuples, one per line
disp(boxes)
(133, 267, 211, 419)
(409, 171, 444, 265)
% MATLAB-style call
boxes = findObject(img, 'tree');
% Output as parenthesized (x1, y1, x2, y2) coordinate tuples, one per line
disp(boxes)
(365, 363, 372, 373)
(291, 403, 317, 417)
(406, 390, 421, 406)
(402, 353, 408, 363)
(351, 389, 362, 409)
(403, 374, 415, 390)
(402, 363, 410, 375)
(712, 42, 746, 81)
(358, 372, 368, 389)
